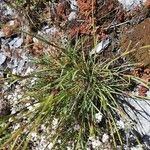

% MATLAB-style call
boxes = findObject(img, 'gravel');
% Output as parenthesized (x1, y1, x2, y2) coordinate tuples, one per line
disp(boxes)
(118, 0, 146, 9)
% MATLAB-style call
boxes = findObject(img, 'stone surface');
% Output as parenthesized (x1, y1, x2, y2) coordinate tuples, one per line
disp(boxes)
(124, 95, 150, 139)
(121, 18, 150, 67)
(118, 0, 146, 9)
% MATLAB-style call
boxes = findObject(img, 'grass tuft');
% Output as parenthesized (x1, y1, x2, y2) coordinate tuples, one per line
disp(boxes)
(1, 43, 148, 149)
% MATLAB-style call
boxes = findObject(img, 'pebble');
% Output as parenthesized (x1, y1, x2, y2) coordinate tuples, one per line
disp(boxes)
(47, 143, 53, 149)
(8, 37, 23, 49)
(92, 139, 102, 149)
(70, 0, 78, 10)
(118, 0, 147, 9)
(95, 112, 103, 123)
(0, 31, 5, 37)
(116, 120, 125, 129)
(131, 145, 143, 150)
(102, 133, 109, 143)
(17, 94, 22, 99)
(7, 95, 12, 100)
(68, 11, 76, 21)
(0, 53, 6, 65)
(52, 118, 58, 129)
(9, 20, 15, 26)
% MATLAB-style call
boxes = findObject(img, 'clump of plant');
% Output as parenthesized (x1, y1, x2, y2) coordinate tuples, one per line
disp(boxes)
(0, 43, 149, 149)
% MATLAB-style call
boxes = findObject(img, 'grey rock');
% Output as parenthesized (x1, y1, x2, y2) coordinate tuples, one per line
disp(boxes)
(0, 52, 6, 65)
(125, 97, 150, 136)
(8, 37, 23, 49)
(90, 37, 111, 55)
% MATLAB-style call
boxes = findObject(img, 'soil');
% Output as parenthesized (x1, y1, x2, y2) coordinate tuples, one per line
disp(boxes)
(121, 18, 150, 67)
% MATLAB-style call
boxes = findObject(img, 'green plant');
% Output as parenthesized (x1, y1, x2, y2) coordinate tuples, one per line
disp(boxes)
(1, 42, 149, 149)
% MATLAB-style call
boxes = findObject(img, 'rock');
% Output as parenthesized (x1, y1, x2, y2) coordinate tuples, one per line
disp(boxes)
(90, 36, 111, 55)
(68, 0, 78, 21)
(0, 31, 5, 38)
(70, 0, 78, 11)
(125, 97, 150, 136)
(121, 18, 150, 67)
(145, 0, 150, 8)
(0, 52, 6, 65)
(0, 99, 11, 116)
(8, 37, 23, 49)
(68, 11, 76, 21)
(102, 134, 109, 143)
(118, 0, 146, 9)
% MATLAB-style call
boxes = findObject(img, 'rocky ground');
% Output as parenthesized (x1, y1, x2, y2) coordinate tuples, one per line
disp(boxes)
(0, 0, 150, 149)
